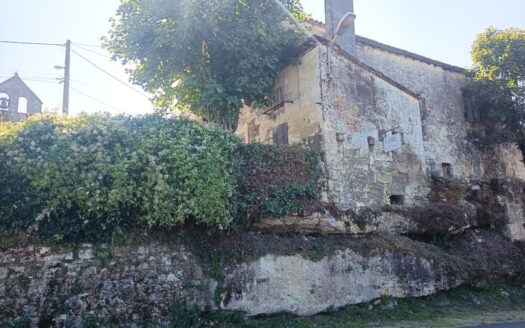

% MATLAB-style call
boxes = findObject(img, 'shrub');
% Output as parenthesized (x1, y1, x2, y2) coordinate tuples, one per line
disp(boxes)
(0, 114, 239, 241)
(233, 143, 320, 225)
(0, 152, 42, 231)
(0, 114, 320, 241)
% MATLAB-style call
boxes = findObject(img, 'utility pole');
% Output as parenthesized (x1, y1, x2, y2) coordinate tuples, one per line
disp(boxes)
(62, 40, 71, 115)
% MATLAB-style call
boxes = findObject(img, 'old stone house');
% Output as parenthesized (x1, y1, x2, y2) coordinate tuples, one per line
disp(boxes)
(236, 0, 525, 215)
(0, 73, 43, 122)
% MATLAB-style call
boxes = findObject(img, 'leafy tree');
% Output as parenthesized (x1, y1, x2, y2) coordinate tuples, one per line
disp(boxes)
(472, 27, 525, 95)
(104, 0, 308, 130)
(464, 27, 525, 156)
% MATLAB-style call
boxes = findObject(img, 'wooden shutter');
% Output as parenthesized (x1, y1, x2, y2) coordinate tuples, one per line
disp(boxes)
(273, 123, 289, 145)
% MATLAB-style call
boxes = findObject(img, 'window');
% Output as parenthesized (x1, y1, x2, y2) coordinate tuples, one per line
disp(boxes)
(263, 86, 289, 114)
(442, 163, 453, 178)
(270, 86, 284, 108)
(18, 97, 27, 114)
(0, 93, 9, 110)
(272, 123, 289, 145)
(389, 195, 405, 205)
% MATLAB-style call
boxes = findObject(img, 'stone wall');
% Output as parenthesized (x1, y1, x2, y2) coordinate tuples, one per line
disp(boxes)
(1, 230, 524, 326)
(356, 40, 484, 181)
(483, 143, 525, 180)
(319, 45, 427, 208)
(354, 39, 525, 182)
(0, 243, 214, 327)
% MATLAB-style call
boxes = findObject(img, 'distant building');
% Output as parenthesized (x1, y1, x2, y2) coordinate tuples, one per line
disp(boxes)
(0, 73, 43, 122)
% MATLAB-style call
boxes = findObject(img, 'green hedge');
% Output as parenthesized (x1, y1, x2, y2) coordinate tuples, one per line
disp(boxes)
(0, 114, 319, 241)
(0, 114, 239, 241)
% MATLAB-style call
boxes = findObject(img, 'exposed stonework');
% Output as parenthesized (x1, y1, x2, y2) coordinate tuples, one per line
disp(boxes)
(490, 178, 525, 241)
(0, 243, 214, 327)
(319, 44, 428, 208)
(253, 208, 379, 235)
(483, 143, 525, 180)
(252, 177, 525, 241)
(355, 38, 484, 181)
(1, 230, 524, 325)
(235, 25, 525, 222)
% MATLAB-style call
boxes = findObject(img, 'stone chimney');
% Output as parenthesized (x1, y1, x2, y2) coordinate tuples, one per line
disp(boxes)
(325, 0, 357, 55)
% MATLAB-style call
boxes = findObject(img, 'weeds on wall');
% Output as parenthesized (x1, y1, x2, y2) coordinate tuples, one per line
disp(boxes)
(233, 143, 320, 226)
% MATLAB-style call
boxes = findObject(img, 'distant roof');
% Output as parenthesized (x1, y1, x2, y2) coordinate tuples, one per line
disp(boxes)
(0, 74, 44, 104)
(355, 36, 467, 74)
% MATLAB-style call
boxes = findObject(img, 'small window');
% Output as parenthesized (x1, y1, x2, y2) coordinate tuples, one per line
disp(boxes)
(18, 97, 28, 114)
(272, 123, 289, 145)
(270, 86, 284, 108)
(264, 86, 286, 114)
(0, 93, 9, 110)
(389, 195, 405, 205)
(247, 119, 260, 143)
(442, 163, 453, 178)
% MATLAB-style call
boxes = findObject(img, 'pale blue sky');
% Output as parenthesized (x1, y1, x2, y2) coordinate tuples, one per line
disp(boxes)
(0, 0, 524, 115)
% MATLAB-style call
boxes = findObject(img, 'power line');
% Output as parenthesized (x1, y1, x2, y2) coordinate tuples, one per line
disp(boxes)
(0, 68, 60, 78)
(0, 40, 64, 47)
(71, 42, 103, 48)
(0, 76, 61, 85)
(24, 79, 61, 85)
(0, 73, 60, 81)
(72, 43, 112, 59)
(22, 76, 60, 83)
(71, 79, 112, 92)
(70, 86, 126, 113)
(71, 48, 149, 98)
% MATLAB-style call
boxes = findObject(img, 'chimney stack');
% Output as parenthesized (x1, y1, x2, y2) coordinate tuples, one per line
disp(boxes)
(325, 0, 357, 55)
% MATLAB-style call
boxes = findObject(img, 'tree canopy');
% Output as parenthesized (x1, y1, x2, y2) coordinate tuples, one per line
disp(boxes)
(104, 0, 309, 130)
(472, 27, 525, 95)
(464, 27, 525, 156)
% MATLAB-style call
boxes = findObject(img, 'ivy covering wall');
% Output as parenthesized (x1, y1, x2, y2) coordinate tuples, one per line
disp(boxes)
(0, 114, 319, 242)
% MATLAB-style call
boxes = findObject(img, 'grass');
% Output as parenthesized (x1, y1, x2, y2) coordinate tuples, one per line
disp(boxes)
(245, 285, 525, 328)
(168, 285, 525, 328)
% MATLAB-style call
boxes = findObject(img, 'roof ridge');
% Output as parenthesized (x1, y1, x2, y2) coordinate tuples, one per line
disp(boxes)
(355, 35, 466, 74)
(314, 35, 421, 100)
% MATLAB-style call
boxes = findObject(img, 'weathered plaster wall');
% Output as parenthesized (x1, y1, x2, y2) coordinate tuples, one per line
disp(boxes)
(356, 43, 484, 180)
(319, 46, 427, 208)
(236, 47, 323, 146)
